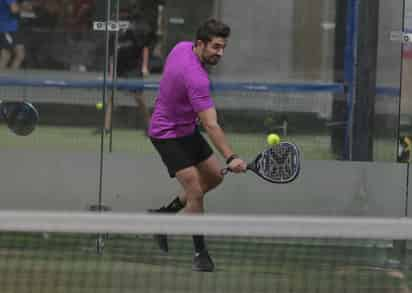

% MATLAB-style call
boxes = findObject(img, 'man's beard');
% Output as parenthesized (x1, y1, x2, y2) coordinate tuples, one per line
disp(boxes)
(203, 55, 221, 65)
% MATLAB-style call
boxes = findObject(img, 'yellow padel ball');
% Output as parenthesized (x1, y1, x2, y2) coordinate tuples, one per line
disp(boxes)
(267, 133, 280, 145)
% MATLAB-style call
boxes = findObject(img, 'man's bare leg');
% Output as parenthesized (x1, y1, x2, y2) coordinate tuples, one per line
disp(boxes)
(153, 157, 222, 269)
(175, 166, 215, 271)
(149, 155, 223, 259)
(0, 49, 11, 69)
(155, 155, 223, 212)
(10, 45, 25, 70)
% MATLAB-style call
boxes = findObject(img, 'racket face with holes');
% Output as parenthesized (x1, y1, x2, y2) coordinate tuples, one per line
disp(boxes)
(247, 142, 301, 184)
(1, 101, 39, 136)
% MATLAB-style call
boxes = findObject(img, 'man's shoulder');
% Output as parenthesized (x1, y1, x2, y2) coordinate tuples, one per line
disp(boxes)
(169, 41, 194, 57)
(174, 41, 193, 50)
(166, 41, 195, 71)
(164, 41, 209, 85)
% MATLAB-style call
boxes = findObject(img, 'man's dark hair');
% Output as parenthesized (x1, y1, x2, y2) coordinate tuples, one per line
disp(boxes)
(195, 18, 231, 44)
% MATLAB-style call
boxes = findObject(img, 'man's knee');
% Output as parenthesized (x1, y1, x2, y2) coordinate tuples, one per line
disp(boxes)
(202, 171, 223, 193)
(185, 183, 204, 201)
(177, 169, 204, 200)
(14, 45, 25, 59)
(0, 49, 11, 63)
(177, 170, 204, 213)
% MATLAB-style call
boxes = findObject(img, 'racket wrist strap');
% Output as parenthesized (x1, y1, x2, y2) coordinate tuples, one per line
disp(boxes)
(226, 154, 239, 165)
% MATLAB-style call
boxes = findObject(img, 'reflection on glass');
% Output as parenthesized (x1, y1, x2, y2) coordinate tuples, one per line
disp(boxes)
(0, 0, 406, 162)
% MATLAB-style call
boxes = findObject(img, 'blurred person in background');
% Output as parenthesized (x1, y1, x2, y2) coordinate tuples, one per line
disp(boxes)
(65, 0, 95, 72)
(66, 0, 94, 33)
(135, 0, 164, 74)
(0, 0, 63, 70)
(20, 0, 67, 70)
(0, 0, 28, 69)
(29, 0, 60, 29)
(98, 5, 151, 135)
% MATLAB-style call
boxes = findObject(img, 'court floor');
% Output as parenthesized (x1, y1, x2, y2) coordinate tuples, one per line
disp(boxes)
(0, 232, 409, 293)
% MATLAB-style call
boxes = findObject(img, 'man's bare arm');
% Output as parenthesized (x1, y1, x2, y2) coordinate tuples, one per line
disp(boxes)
(198, 107, 234, 160)
(198, 107, 247, 173)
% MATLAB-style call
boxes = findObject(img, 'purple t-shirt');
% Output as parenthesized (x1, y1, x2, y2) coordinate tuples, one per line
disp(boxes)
(149, 42, 214, 139)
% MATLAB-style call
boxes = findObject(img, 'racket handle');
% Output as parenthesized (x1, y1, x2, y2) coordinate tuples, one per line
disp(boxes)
(221, 162, 254, 175)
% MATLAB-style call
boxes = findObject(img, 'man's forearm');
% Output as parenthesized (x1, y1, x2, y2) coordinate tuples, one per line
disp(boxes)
(203, 124, 235, 160)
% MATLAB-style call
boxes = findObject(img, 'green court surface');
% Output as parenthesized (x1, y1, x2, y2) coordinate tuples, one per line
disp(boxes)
(0, 232, 409, 293)
(0, 124, 336, 160)
(0, 124, 397, 161)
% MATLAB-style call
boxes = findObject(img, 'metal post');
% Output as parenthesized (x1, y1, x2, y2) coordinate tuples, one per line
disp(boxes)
(350, 0, 379, 161)
(96, 0, 112, 254)
(343, 0, 379, 161)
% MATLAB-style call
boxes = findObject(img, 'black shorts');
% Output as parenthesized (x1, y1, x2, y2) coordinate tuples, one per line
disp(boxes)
(117, 57, 143, 79)
(0, 32, 23, 49)
(112, 53, 143, 93)
(150, 130, 214, 177)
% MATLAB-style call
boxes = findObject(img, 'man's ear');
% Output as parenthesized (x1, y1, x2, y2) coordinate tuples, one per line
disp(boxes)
(194, 40, 204, 48)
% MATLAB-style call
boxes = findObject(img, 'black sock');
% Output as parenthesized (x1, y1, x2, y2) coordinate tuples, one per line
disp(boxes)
(193, 235, 205, 253)
(160, 197, 185, 213)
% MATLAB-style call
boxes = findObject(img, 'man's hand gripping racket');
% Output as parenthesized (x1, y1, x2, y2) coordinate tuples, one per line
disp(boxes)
(222, 141, 301, 184)
(0, 100, 39, 136)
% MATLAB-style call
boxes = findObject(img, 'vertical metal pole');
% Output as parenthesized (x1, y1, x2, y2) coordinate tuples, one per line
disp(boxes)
(393, 0, 408, 265)
(99, 0, 111, 211)
(320, 0, 335, 81)
(397, 0, 407, 165)
(352, 0, 379, 161)
(109, 0, 120, 153)
(343, 0, 358, 160)
(331, 0, 348, 159)
(213, 0, 222, 18)
(344, 0, 379, 161)
(96, 0, 111, 254)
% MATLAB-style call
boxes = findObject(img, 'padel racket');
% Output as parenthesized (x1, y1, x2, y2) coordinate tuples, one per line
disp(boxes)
(222, 141, 301, 184)
(0, 100, 39, 136)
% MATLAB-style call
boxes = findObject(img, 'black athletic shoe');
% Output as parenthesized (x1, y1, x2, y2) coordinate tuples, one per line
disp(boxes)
(148, 208, 169, 253)
(192, 250, 215, 272)
(153, 234, 168, 253)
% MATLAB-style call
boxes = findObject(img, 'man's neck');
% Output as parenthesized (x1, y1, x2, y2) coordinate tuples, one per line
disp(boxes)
(193, 46, 204, 64)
